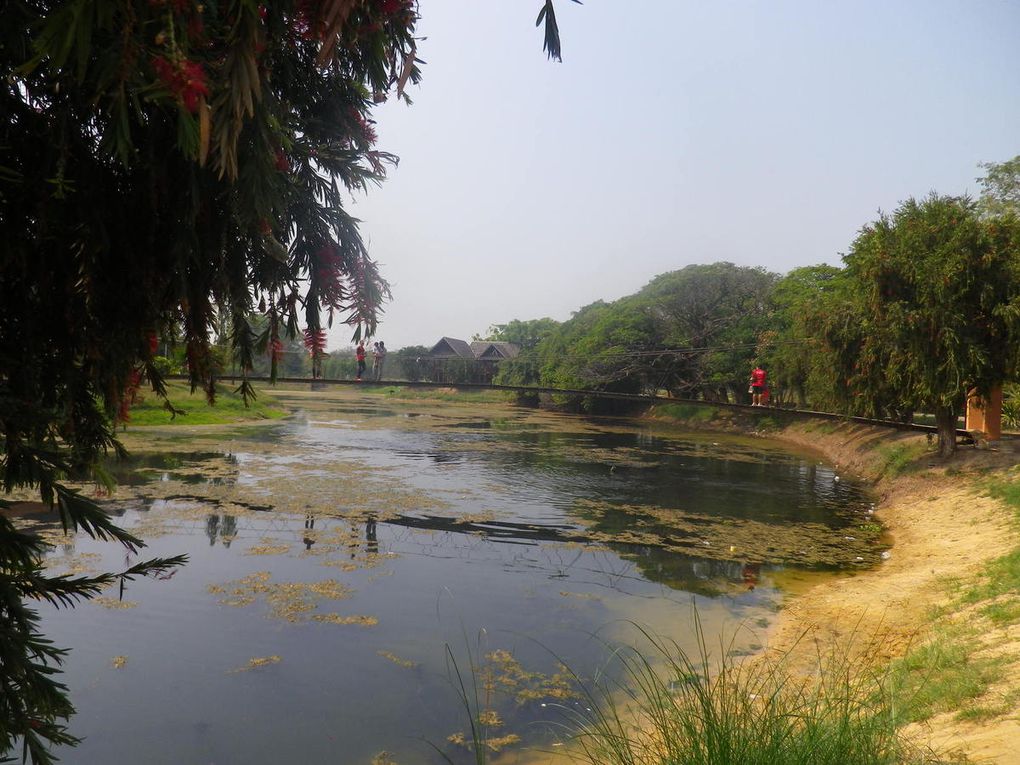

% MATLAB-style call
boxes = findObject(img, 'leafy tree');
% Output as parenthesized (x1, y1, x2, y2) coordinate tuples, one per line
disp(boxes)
(977, 154, 1020, 218)
(758, 265, 844, 408)
(483, 318, 560, 392)
(475, 318, 560, 351)
(529, 300, 656, 410)
(821, 194, 1020, 456)
(391, 345, 430, 382)
(636, 263, 778, 400)
(524, 264, 778, 406)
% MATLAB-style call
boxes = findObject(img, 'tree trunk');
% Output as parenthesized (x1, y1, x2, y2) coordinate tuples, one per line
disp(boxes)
(935, 407, 958, 458)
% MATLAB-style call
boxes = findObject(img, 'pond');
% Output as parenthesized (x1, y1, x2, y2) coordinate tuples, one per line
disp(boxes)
(29, 389, 880, 764)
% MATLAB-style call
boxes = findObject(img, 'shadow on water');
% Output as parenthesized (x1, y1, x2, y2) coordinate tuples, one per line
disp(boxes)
(104, 451, 235, 485)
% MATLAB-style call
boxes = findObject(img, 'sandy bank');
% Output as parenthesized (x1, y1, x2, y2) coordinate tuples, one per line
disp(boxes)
(768, 422, 1020, 765)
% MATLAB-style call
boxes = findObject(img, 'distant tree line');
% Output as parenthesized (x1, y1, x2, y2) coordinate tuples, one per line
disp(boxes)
(486, 159, 1020, 458)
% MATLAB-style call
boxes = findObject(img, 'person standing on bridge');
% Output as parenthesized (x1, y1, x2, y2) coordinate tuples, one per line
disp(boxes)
(355, 342, 366, 381)
(749, 364, 767, 407)
(373, 341, 387, 381)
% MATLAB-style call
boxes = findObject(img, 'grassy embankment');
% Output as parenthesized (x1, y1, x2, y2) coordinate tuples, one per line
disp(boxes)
(125, 380, 289, 425)
(893, 471, 1020, 725)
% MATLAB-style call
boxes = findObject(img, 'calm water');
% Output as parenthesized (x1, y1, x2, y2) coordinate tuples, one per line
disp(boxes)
(32, 390, 878, 764)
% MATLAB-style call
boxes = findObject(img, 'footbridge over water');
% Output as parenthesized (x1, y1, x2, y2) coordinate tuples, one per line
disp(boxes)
(204, 374, 982, 442)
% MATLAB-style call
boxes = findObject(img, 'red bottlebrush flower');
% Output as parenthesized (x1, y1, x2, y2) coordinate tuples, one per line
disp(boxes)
(179, 61, 209, 112)
(379, 0, 411, 15)
(153, 55, 176, 86)
(274, 149, 290, 172)
(258, 4, 268, 20)
(147, 332, 159, 355)
(294, 0, 324, 40)
(116, 369, 144, 424)
(314, 245, 346, 309)
(348, 107, 377, 146)
(153, 55, 209, 113)
(270, 338, 285, 362)
(303, 328, 328, 356)
(258, 218, 272, 236)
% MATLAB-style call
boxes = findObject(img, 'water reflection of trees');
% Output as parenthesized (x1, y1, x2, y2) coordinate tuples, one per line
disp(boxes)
(428, 427, 871, 528)
(105, 451, 239, 487)
(204, 513, 238, 547)
(183, 498, 749, 600)
(611, 544, 773, 598)
(379, 515, 773, 600)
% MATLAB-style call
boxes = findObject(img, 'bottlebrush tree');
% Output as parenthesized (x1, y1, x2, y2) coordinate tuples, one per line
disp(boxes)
(0, 0, 420, 759)
(0, 2, 573, 759)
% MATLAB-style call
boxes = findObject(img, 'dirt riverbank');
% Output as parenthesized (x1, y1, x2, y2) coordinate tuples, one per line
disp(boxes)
(765, 420, 1020, 764)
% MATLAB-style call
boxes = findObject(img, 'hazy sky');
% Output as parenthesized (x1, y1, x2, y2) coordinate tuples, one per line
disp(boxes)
(334, 0, 1020, 352)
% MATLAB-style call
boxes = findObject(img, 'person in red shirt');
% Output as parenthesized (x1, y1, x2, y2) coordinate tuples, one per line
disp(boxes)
(355, 342, 366, 381)
(750, 365, 767, 407)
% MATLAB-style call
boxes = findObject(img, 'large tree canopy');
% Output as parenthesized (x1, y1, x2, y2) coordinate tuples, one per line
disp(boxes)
(821, 194, 1020, 456)
(476, 318, 561, 352)
(638, 263, 777, 400)
(517, 263, 777, 410)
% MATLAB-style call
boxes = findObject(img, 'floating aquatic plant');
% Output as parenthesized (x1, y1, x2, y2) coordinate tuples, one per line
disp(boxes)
(446, 731, 520, 753)
(230, 656, 282, 673)
(208, 572, 357, 624)
(92, 596, 138, 610)
(245, 540, 292, 556)
(312, 613, 378, 626)
(377, 650, 417, 668)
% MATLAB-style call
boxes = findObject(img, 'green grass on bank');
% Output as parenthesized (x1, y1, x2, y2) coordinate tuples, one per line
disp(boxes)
(651, 402, 720, 423)
(124, 381, 288, 426)
(946, 473, 1020, 631)
(884, 469, 1020, 727)
(874, 442, 928, 479)
(888, 623, 1008, 725)
(984, 474, 1020, 517)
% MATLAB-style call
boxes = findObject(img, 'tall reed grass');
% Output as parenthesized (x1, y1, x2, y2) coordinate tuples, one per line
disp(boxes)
(435, 615, 947, 764)
(565, 618, 941, 765)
